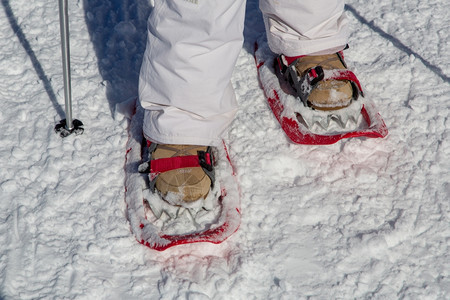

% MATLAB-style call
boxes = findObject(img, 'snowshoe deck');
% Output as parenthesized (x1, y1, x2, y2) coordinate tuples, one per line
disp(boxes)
(255, 36, 388, 145)
(124, 101, 240, 251)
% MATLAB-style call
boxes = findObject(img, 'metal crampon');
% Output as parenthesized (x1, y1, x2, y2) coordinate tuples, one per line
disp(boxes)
(142, 187, 220, 234)
(296, 99, 363, 133)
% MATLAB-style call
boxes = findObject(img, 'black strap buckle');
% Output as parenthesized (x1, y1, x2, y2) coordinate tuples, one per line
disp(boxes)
(198, 147, 215, 189)
(307, 66, 324, 86)
(198, 150, 213, 172)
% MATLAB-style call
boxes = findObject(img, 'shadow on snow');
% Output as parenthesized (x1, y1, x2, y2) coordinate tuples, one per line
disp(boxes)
(1, 0, 65, 119)
(345, 4, 449, 84)
(83, 0, 152, 116)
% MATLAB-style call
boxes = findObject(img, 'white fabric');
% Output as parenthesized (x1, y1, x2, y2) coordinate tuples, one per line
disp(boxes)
(260, 0, 348, 56)
(139, 0, 349, 146)
(139, 0, 246, 146)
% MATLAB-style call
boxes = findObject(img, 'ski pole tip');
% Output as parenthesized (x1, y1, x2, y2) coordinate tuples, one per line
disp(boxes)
(55, 119, 84, 138)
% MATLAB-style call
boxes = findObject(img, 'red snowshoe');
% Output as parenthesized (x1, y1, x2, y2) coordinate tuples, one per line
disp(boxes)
(255, 36, 388, 145)
(124, 101, 240, 251)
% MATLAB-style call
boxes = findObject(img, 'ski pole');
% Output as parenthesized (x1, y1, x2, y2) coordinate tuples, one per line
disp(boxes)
(55, 0, 84, 137)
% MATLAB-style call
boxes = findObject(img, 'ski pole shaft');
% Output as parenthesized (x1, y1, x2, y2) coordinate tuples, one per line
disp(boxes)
(58, 0, 73, 130)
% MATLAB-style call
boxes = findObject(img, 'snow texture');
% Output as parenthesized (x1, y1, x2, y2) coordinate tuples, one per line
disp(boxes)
(0, 0, 448, 299)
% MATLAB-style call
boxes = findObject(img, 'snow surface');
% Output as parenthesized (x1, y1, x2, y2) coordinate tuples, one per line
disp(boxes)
(0, 0, 448, 298)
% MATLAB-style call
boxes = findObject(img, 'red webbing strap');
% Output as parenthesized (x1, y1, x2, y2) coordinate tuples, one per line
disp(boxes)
(325, 69, 364, 96)
(150, 153, 211, 174)
(283, 54, 306, 66)
(151, 155, 201, 174)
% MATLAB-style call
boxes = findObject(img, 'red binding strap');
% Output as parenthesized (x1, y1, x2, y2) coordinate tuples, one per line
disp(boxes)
(325, 69, 364, 96)
(150, 153, 211, 174)
(284, 54, 305, 66)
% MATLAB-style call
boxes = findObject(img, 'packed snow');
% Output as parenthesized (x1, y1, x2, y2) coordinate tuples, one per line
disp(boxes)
(0, 0, 448, 299)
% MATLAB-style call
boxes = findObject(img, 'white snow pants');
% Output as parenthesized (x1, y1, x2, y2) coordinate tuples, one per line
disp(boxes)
(139, 0, 349, 146)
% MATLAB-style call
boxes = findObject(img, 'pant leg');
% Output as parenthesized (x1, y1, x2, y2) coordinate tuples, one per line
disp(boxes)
(259, 0, 349, 56)
(139, 0, 246, 146)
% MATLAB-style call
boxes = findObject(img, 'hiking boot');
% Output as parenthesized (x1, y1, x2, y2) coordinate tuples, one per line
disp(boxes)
(278, 52, 358, 110)
(149, 143, 214, 202)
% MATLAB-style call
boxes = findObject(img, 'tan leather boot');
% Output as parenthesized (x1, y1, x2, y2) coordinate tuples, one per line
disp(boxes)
(294, 53, 354, 110)
(151, 144, 212, 202)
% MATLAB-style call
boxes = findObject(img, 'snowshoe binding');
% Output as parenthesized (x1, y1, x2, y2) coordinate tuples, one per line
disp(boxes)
(255, 35, 388, 145)
(143, 143, 215, 203)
